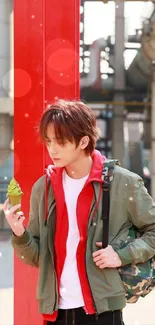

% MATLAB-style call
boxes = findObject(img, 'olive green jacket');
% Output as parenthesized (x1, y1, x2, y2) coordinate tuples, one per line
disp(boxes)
(12, 165, 155, 315)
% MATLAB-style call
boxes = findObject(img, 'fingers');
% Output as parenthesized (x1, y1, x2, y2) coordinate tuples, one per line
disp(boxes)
(3, 198, 22, 214)
(93, 247, 105, 268)
(2, 199, 25, 236)
(93, 255, 106, 268)
(97, 263, 106, 269)
(92, 249, 103, 258)
(3, 204, 21, 217)
(2, 198, 10, 212)
(93, 252, 106, 266)
(93, 245, 113, 258)
(95, 257, 107, 266)
(93, 244, 122, 269)
(95, 242, 102, 247)
(11, 212, 21, 221)
(18, 216, 25, 225)
(12, 211, 24, 224)
(93, 255, 104, 263)
(13, 216, 25, 227)
(15, 211, 24, 218)
(10, 204, 21, 214)
(93, 255, 109, 269)
(2, 200, 24, 225)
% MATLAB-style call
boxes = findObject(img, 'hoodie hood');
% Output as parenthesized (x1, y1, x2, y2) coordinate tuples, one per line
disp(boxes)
(45, 150, 106, 182)
(88, 149, 106, 183)
(44, 150, 106, 224)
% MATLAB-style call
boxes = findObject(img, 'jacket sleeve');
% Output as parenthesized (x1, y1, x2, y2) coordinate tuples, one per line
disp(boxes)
(116, 175, 155, 266)
(11, 182, 40, 268)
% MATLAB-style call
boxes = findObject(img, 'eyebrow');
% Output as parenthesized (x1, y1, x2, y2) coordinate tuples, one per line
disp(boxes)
(45, 136, 61, 140)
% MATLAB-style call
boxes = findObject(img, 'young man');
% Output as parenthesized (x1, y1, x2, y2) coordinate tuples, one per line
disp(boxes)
(3, 99, 155, 325)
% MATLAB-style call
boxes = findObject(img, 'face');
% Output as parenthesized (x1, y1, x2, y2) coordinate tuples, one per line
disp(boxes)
(45, 123, 89, 168)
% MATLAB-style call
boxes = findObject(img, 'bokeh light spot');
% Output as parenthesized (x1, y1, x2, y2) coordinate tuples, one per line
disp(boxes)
(46, 39, 79, 86)
(13, 69, 32, 98)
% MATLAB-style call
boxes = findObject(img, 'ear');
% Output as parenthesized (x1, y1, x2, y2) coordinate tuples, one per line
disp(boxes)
(80, 136, 89, 150)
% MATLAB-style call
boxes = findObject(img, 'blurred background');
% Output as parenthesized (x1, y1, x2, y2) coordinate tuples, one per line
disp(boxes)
(1, 0, 155, 229)
(0, 0, 13, 230)
(1, 1, 155, 324)
(80, 0, 155, 196)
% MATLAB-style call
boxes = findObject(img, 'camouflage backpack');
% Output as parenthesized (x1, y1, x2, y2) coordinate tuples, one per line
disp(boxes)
(101, 159, 155, 303)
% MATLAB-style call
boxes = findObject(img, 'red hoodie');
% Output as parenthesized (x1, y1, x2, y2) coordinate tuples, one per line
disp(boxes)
(43, 150, 106, 322)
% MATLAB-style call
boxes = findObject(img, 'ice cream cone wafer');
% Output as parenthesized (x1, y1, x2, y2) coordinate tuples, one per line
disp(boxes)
(8, 195, 22, 212)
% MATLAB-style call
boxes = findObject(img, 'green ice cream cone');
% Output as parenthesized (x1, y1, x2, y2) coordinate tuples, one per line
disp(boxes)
(7, 178, 23, 212)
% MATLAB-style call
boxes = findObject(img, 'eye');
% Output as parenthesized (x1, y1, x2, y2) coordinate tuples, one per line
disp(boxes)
(45, 139, 51, 145)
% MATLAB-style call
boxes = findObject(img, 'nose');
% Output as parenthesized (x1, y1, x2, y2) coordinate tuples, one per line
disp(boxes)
(48, 143, 57, 155)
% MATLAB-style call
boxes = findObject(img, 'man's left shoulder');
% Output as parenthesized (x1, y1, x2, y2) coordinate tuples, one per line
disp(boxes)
(114, 164, 142, 184)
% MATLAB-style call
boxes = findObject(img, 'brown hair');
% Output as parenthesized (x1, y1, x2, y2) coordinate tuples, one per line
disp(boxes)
(39, 99, 100, 154)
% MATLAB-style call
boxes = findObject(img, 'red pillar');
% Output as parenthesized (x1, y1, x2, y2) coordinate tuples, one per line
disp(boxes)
(14, 1, 80, 324)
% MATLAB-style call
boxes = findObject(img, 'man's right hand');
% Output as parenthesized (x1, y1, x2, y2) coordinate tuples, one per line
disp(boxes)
(2, 198, 25, 237)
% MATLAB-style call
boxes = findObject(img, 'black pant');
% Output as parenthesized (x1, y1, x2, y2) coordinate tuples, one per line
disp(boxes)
(47, 307, 125, 325)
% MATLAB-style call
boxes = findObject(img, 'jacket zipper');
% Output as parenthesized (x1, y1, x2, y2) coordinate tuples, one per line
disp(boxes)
(48, 239, 58, 312)
(85, 251, 98, 318)
(89, 202, 96, 227)
(88, 183, 102, 229)
(82, 184, 99, 316)
(53, 269, 58, 311)
(84, 184, 101, 316)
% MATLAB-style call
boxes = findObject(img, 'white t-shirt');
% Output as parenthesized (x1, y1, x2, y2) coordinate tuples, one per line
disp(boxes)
(59, 170, 89, 309)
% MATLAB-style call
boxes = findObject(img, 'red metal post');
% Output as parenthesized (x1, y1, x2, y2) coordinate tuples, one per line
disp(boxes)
(14, 0, 80, 324)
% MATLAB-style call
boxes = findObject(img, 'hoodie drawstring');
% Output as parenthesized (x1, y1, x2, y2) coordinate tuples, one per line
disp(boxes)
(44, 173, 48, 226)
(90, 183, 103, 226)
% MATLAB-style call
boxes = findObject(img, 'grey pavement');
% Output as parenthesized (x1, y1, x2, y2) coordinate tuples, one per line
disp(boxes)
(0, 231, 13, 325)
(1, 231, 155, 325)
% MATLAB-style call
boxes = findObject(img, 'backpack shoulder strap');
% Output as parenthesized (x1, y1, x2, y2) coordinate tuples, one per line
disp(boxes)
(102, 159, 120, 184)
(101, 159, 120, 248)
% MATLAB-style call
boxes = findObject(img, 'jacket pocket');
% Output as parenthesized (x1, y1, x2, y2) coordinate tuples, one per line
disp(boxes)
(102, 268, 125, 295)
(36, 247, 56, 302)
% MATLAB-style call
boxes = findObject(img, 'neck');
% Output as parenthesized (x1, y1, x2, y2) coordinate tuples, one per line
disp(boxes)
(65, 154, 93, 179)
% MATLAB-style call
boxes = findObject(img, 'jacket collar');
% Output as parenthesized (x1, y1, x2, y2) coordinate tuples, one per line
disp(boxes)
(44, 150, 106, 224)
(86, 150, 106, 184)
(48, 149, 106, 184)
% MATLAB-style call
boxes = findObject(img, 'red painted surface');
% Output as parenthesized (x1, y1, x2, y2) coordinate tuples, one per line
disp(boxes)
(14, 0, 80, 324)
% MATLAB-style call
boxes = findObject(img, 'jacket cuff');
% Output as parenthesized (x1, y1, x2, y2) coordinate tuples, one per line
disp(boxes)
(115, 246, 134, 266)
(12, 229, 30, 246)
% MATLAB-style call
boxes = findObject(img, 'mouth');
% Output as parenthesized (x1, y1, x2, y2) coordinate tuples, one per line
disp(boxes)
(52, 158, 60, 161)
